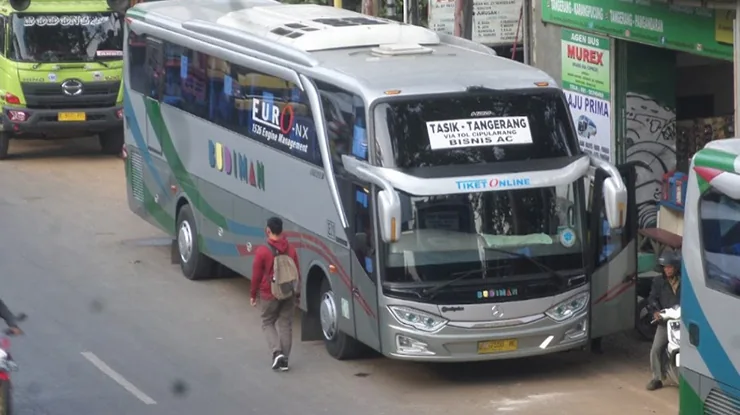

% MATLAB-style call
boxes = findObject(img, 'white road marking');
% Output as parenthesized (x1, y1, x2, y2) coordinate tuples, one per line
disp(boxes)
(81, 351, 157, 405)
(490, 392, 568, 412)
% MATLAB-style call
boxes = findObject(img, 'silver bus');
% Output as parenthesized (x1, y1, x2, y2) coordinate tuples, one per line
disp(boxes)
(123, 0, 639, 361)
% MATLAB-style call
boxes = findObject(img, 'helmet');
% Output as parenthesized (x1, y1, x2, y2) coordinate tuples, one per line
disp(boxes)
(658, 249, 681, 268)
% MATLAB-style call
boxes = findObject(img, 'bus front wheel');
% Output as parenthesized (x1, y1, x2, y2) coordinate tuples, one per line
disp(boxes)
(318, 278, 362, 360)
(176, 204, 214, 280)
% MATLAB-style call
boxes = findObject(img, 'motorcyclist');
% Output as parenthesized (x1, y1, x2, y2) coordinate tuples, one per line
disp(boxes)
(0, 298, 23, 336)
(645, 249, 681, 391)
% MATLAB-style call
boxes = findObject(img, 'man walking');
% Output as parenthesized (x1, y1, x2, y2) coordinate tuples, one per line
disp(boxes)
(250, 217, 300, 371)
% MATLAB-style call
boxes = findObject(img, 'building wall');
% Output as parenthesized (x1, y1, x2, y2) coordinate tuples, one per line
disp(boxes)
(530, 1, 562, 82)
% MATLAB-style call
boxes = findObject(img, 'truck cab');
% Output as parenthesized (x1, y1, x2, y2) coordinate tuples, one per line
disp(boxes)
(0, 0, 130, 159)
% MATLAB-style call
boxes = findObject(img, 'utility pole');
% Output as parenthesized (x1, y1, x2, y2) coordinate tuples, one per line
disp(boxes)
(453, 0, 473, 40)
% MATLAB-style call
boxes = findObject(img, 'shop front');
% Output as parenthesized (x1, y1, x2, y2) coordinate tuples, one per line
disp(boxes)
(539, 0, 737, 230)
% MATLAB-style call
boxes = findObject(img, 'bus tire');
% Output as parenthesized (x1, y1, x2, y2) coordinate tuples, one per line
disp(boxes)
(176, 204, 214, 280)
(318, 278, 362, 360)
(0, 380, 11, 415)
(0, 132, 10, 160)
(99, 129, 124, 156)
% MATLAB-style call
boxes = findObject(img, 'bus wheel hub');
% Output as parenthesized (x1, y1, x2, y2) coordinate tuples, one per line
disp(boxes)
(320, 290, 338, 341)
(178, 221, 193, 263)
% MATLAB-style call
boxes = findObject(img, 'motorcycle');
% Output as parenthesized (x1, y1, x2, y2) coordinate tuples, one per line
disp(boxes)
(655, 305, 681, 385)
(0, 314, 25, 415)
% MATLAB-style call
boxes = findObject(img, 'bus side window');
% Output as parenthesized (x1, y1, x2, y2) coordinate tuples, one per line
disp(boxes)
(144, 37, 164, 100)
(699, 190, 740, 299)
(314, 81, 367, 169)
(155, 43, 322, 166)
(127, 32, 149, 96)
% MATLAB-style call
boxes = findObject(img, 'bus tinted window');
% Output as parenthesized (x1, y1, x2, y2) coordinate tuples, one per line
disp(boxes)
(699, 189, 740, 299)
(315, 81, 368, 168)
(127, 31, 148, 96)
(376, 89, 579, 169)
(128, 39, 323, 166)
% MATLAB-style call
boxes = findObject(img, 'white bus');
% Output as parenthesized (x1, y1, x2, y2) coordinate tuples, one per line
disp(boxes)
(123, 0, 637, 361)
(680, 139, 740, 414)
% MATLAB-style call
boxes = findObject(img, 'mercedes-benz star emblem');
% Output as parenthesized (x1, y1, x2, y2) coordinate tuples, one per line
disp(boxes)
(491, 305, 504, 319)
(61, 79, 83, 96)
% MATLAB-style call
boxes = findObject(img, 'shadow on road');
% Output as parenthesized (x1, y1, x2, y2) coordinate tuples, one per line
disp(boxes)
(4, 137, 117, 161)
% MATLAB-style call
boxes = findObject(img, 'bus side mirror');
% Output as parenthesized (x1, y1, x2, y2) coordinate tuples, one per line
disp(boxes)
(377, 190, 401, 243)
(603, 177, 627, 228)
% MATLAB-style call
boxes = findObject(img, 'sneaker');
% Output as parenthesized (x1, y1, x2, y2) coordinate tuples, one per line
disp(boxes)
(279, 359, 289, 372)
(646, 379, 663, 391)
(272, 352, 285, 371)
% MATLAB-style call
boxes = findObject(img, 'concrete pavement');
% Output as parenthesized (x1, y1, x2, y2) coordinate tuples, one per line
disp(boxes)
(0, 138, 679, 415)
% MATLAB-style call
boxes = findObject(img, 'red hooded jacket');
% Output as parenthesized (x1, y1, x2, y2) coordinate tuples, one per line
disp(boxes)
(250, 237, 300, 301)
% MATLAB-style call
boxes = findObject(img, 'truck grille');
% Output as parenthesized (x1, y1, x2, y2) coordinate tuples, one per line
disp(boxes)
(21, 81, 120, 109)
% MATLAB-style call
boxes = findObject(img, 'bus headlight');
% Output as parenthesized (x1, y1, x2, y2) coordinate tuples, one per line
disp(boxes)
(388, 305, 448, 332)
(546, 292, 589, 322)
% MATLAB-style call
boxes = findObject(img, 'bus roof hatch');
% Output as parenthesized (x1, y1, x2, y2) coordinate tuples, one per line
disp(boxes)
(215, 4, 441, 52)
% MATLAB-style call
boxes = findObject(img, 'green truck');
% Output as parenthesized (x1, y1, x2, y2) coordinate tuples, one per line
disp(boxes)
(0, 0, 130, 159)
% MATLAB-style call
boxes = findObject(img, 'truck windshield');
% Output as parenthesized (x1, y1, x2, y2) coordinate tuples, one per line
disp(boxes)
(376, 89, 579, 168)
(383, 181, 585, 283)
(10, 13, 123, 63)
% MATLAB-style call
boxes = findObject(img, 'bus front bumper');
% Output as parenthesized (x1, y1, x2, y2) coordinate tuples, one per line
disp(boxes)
(384, 311, 589, 362)
(2, 105, 123, 136)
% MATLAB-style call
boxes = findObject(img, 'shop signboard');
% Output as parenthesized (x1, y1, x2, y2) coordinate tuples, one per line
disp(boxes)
(428, 0, 522, 46)
(562, 29, 612, 162)
(542, 0, 733, 61)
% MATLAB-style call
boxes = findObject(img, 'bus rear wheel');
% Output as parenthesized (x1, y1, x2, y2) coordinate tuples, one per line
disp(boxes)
(176, 204, 214, 280)
(318, 278, 362, 360)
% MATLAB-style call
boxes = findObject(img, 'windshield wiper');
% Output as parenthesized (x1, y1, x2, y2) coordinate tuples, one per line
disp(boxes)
(421, 268, 489, 300)
(420, 248, 567, 300)
(484, 246, 564, 282)
(85, 57, 109, 68)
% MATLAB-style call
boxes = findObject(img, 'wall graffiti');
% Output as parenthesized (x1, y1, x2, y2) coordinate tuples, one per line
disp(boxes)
(624, 92, 676, 229)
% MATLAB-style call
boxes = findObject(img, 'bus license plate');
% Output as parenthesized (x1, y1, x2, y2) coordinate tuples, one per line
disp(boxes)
(58, 112, 86, 122)
(478, 339, 518, 354)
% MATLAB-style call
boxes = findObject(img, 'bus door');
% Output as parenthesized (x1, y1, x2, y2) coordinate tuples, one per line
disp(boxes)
(588, 163, 638, 339)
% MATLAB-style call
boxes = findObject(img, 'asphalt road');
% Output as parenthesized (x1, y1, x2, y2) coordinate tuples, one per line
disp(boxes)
(0, 138, 679, 415)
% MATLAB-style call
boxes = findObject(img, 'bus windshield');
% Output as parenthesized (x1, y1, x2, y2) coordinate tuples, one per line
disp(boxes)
(375, 89, 579, 169)
(383, 180, 586, 284)
(10, 13, 123, 63)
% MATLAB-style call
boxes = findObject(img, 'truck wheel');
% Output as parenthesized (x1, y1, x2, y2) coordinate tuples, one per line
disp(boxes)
(0, 132, 10, 160)
(176, 204, 214, 280)
(99, 129, 124, 156)
(318, 278, 363, 360)
(0, 380, 10, 415)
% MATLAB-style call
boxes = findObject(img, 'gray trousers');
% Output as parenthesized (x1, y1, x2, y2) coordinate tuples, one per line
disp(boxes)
(650, 324, 669, 380)
(260, 298, 294, 357)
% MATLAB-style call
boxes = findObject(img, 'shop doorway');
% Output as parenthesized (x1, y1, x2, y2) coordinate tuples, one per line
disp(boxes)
(614, 41, 734, 229)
